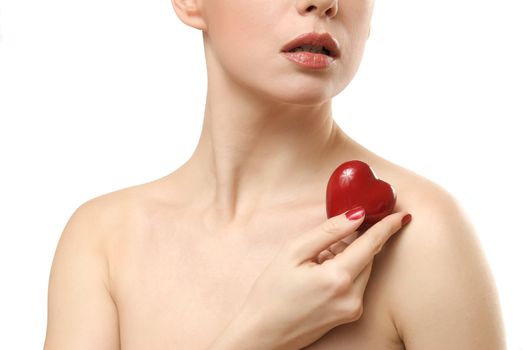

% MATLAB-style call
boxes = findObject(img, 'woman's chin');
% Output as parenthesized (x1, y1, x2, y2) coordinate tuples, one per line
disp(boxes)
(264, 87, 337, 106)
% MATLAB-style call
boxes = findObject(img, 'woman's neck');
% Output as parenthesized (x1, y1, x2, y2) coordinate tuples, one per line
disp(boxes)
(180, 87, 362, 226)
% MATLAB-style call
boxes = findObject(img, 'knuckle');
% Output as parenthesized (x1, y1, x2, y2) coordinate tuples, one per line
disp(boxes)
(366, 217, 400, 254)
(339, 298, 364, 322)
(368, 234, 383, 255)
(325, 266, 354, 295)
(378, 216, 395, 234)
(316, 250, 333, 264)
(387, 219, 399, 235)
(321, 218, 343, 235)
(379, 213, 399, 230)
(348, 300, 364, 320)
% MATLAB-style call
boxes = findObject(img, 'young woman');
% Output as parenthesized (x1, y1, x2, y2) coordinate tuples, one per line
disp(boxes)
(44, 0, 505, 349)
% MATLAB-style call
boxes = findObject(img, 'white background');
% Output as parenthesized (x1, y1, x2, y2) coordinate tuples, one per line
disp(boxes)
(1, 0, 522, 348)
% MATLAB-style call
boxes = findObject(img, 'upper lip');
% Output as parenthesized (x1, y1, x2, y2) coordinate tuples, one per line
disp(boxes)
(281, 32, 341, 58)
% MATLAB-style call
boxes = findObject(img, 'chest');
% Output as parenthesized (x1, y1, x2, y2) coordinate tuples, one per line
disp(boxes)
(110, 219, 404, 350)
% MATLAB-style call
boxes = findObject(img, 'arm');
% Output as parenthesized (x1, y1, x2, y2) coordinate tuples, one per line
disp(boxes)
(44, 201, 120, 349)
(387, 188, 506, 349)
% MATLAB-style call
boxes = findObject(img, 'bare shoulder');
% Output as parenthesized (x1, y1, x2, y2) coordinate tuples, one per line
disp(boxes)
(68, 185, 149, 238)
(45, 181, 164, 349)
(373, 162, 506, 349)
(60, 178, 176, 268)
(379, 162, 482, 261)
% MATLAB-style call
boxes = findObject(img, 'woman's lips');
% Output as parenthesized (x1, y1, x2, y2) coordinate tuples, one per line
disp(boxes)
(281, 32, 341, 58)
(280, 51, 336, 69)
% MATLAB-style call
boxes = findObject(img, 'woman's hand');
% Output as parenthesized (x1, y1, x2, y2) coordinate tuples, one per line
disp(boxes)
(209, 207, 411, 350)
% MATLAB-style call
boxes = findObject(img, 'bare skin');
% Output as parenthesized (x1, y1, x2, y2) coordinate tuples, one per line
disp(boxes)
(44, 137, 506, 349)
(109, 142, 418, 349)
(44, 0, 506, 348)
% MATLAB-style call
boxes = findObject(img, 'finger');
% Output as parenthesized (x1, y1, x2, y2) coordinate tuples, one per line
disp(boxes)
(340, 230, 360, 246)
(334, 212, 411, 278)
(316, 240, 348, 264)
(316, 250, 335, 264)
(351, 260, 373, 297)
(318, 235, 354, 262)
(329, 240, 349, 255)
(288, 207, 366, 264)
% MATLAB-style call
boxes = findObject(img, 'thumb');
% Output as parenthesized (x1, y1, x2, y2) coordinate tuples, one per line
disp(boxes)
(288, 206, 366, 264)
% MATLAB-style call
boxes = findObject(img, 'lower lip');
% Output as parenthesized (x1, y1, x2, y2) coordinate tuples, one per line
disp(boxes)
(281, 51, 335, 69)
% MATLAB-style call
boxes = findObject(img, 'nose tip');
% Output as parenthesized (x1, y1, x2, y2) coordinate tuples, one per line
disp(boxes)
(299, 0, 338, 18)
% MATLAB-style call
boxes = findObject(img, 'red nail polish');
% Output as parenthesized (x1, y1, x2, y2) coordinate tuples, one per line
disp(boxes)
(345, 206, 365, 221)
(401, 214, 412, 226)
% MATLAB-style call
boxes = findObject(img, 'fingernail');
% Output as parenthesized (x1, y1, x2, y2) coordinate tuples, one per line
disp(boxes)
(345, 206, 365, 221)
(401, 214, 412, 227)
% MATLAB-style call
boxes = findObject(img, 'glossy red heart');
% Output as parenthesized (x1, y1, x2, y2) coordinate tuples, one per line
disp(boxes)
(326, 160, 397, 232)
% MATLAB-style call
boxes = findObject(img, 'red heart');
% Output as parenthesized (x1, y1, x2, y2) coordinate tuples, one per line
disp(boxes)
(326, 160, 397, 232)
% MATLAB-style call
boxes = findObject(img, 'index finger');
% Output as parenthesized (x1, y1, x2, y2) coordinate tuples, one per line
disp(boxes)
(332, 212, 411, 277)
